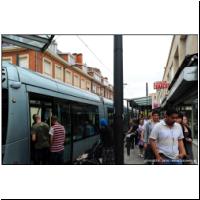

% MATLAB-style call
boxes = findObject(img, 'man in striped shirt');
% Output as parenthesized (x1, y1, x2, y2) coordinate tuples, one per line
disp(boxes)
(49, 115, 66, 164)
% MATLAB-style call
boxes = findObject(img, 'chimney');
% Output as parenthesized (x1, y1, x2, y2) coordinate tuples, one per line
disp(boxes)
(58, 53, 69, 62)
(76, 53, 83, 65)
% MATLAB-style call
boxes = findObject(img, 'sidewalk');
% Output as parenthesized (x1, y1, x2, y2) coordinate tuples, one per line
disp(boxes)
(124, 145, 145, 165)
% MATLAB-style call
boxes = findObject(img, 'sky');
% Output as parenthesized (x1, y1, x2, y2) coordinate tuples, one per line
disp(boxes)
(56, 35, 173, 99)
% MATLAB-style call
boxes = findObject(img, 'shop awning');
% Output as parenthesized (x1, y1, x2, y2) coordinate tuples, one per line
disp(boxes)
(162, 66, 198, 106)
(2, 35, 54, 52)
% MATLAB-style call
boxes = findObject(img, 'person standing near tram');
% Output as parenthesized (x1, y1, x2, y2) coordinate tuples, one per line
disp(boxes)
(31, 115, 50, 164)
(49, 115, 66, 164)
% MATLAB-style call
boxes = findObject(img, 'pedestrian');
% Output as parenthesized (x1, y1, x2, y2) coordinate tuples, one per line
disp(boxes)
(49, 115, 66, 164)
(149, 108, 186, 165)
(126, 121, 134, 156)
(177, 113, 194, 164)
(31, 115, 50, 164)
(143, 111, 160, 164)
(137, 118, 145, 158)
(127, 118, 138, 149)
(100, 118, 115, 164)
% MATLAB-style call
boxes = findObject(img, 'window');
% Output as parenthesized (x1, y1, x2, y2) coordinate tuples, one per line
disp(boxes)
(103, 79, 108, 86)
(167, 74, 170, 82)
(2, 89, 8, 145)
(96, 86, 100, 95)
(82, 66, 88, 73)
(59, 103, 71, 144)
(100, 88, 104, 96)
(81, 78, 86, 90)
(2, 57, 12, 64)
(105, 90, 108, 98)
(19, 55, 28, 68)
(92, 84, 97, 93)
(29, 94, 56, 127)
(86, 81, 91, 91)
(43, 58, 52, 77)
(71, 103, 99, 141)
(73, 74, 80, 87)
(170, 65, 174, 81)
(65, 70, 72, 84)
(55, 65, 63, 81)
(94, 73, 101, 82)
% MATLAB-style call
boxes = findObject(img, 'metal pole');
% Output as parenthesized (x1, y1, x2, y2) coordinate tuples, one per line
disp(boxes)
(146, 82, 148, 97)
(114, 35, 124, 164)
(126, 100, 129, 128)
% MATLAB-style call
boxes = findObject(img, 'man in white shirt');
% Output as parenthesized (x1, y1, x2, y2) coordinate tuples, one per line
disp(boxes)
(149, 108, 186, 165)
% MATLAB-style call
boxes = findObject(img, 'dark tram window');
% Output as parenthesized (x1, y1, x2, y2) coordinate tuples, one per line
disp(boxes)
(2, 89, 8, 145)
(58, 103, 71, 144)
(72, 103, 99, 141)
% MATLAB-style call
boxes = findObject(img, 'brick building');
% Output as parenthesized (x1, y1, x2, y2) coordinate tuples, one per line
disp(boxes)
(2, 41, 113, 100)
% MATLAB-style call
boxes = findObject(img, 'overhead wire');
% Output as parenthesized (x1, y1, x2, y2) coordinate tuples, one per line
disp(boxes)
(76, 35, 113, 74)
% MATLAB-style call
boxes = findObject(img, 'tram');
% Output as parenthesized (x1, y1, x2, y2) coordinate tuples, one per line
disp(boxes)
(2, 63, 114, 164)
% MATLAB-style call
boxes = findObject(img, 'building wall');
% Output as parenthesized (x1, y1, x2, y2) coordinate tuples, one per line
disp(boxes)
(2, 47, 113, 99)
(158, 35, 198, 105)
(163, 35, 198, 82)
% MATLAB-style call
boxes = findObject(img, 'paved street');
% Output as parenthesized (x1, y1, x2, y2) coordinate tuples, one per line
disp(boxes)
(124, 145, 145, 165)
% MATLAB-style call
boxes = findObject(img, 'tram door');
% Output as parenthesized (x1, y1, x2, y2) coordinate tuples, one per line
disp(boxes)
(29, 93, 55, 164)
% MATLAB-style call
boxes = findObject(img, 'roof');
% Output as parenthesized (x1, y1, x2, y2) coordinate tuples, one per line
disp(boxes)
(2, 35, 54, 52)
(129, 96, 152, 107)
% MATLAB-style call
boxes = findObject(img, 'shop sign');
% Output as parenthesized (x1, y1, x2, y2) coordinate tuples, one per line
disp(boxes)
(154, 81, 169, 90)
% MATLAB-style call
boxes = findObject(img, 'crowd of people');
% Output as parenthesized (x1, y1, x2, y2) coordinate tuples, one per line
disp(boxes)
(30, 107, 194, 165)
(125, 108, 194, 165)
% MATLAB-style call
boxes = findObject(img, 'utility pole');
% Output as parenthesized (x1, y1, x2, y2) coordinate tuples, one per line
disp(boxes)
(146, 82, 148, 97)
(113, 35, 124, 164)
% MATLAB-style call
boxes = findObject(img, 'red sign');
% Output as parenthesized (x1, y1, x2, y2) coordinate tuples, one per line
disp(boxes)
(154, 81, 169, 90)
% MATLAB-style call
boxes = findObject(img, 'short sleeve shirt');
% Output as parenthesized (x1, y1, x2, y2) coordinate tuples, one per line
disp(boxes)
(32, 122, 50, 149)
(149, 121, 184, 159)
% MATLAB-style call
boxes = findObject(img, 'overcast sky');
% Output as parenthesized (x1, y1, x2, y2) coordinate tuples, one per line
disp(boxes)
(56, 35, 173, 99)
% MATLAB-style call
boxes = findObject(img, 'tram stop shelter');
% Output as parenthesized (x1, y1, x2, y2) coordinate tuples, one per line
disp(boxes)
(2, 35, 54, 52)
(127, 96, 152, 119)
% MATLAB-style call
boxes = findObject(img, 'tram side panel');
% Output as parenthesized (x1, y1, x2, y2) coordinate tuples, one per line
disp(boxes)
(3, 82, 30, 164)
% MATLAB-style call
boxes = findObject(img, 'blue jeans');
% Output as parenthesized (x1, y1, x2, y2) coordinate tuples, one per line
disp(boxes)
(156, 153, 183, 165)
(162, 159, 182, 165)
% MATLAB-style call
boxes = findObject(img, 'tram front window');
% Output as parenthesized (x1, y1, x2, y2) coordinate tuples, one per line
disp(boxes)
(2, 89, 8, 145)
